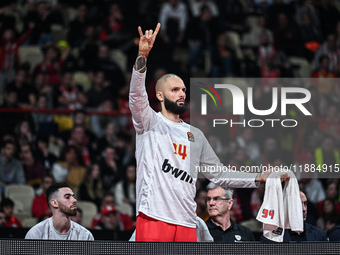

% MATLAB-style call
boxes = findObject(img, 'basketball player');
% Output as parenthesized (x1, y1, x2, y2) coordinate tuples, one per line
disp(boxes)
(130, 23, 282, 242)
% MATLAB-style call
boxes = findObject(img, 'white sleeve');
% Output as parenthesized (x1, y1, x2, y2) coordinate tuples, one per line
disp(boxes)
(129, 68, 159, 134)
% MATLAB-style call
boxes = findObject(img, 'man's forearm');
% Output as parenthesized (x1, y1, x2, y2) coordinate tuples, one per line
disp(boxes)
(134, 51, 148, 73)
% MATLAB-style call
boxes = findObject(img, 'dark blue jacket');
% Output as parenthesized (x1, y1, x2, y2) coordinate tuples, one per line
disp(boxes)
(328, 226, 340, 241)
(261, 222, 328, 242)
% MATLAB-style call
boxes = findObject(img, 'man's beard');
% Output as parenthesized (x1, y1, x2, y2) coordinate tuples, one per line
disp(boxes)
(164, 96, 187, 115)
(59, 203, 77, 216)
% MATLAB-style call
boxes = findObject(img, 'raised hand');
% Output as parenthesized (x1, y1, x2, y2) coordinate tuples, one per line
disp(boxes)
(138, 23, 161, 55)
(134, 23, 161, 73)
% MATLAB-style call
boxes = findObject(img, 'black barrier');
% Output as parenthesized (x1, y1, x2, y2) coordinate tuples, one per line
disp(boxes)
(0, 239, 339, 255)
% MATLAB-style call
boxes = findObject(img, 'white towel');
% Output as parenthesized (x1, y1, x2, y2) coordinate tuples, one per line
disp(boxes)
(256, 170, 303, 242)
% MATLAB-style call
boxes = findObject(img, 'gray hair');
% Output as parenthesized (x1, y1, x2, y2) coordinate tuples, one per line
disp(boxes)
(206, 182, 234, 200)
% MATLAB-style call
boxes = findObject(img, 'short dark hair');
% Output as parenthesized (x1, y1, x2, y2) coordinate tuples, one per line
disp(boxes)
(46, 182, 70, 208)
(1, 140, 15, 149)
(319, 54, 330, 64)
(0, 198, 14, 209)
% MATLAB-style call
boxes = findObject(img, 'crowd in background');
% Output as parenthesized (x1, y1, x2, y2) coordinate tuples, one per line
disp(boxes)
(0, 0, 340, 238)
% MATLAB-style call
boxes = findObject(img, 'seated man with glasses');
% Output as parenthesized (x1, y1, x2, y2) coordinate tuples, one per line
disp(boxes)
(205, 182, 255, 242)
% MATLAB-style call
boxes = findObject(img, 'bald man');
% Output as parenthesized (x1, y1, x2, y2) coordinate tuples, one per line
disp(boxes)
(129, 23, 275, 242)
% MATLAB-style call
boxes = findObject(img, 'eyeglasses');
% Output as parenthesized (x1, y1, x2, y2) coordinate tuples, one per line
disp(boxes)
(205, 196, 230, 203)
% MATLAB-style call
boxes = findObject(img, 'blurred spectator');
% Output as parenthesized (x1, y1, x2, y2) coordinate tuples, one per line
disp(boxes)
(1, 87, 19, 108)
(78, 163, 104, 210)
(229, 148, 252, 170)
(316, 198, 338, 230)
(14, 120, 35, 147)
(91, 44, 125, 93)
(236, 127, 262, 165)
(0, 5, 15, 35)
(304, 86, 328, 118)
(187, 5, 220, 74)
(31, 175, 54, 218)
(317, 182, 340, 217)
(211, 33, 236, 77)
(67, 4, 88, 48)
(115, 132, 134, 168)
(70, 207, 83, 225)
(100, 3, 131, 48)
(0, 198, 22, 228)
(195, 189, 209, 221)
(189, 0, 219, 18)
(218, 0, 246, 34)
(0, 23, 34, 92)
(326, 215, 340, 241)
(78, 24, 100, 70)
(35, 135, 57, 171)
(95, 205, 130, 231)
(52, 145, 86, 192)
(96, 121, 117, 155)
(114, 163, 136, 207)
(0, 140, 25, 188)
(67, 125, 92, 167)
(33, 44, 70, 86)
(313, 34, 340, 73)
(241, 15, 274, 48)
(336, 21, 340, 49)
(272, 12, 302, 57)
(315, 0, 340, 38)
(159, 0, 188, 45)
(31, 94, 55, 134)
(295, 0, 320, 28)
(60, 109, 96, 149)
(311, 56, 338, 97)
(20, 143, 46, 189)
(90, 100, 116, 139)
(25, 1, 53, 45)
(225, 140, 238, 164)
(207, 134, 224, 160)
(315, 136, 340, 178)
(31, 72, 54, 108)
(261, 137, 280, 166)
(27, 0, 63, 25)
(99, 146, 121, 191)
(91, 192, 134, 230)
(0, 209, 6, 227)
(57, 70, 88, 110)
(299, 13, 323, 61)
(318, 104, 340, 142)
(267, 0, 293, 30)
(86, 70, 113, 108)
(300, 170, 326, 205)
(257, 32, 280, 81)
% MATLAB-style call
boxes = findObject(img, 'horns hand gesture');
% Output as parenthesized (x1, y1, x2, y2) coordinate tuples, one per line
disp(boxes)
(138, 23, 161, 55)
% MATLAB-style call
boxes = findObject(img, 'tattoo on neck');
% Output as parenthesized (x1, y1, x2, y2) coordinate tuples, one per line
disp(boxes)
(134, 52, 148, 73)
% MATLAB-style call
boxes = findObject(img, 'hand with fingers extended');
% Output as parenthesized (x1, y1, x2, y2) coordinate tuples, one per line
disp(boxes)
(138, 23, 161, 55)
